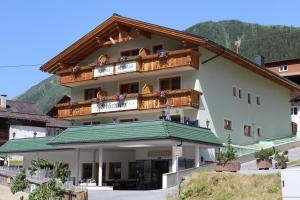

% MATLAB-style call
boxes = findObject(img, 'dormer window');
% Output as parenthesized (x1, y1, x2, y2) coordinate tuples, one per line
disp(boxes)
(279, 65, 288, 72)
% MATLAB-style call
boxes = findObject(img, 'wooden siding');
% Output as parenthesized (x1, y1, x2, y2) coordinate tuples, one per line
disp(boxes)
(56, 89, 201, 118)
(58, 49, 199, 85)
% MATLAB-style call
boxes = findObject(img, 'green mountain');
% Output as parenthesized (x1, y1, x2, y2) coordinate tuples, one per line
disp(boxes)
(186, 20, 300, 62)
(15, 75, 70, 113)
(16, 20, 300, 113)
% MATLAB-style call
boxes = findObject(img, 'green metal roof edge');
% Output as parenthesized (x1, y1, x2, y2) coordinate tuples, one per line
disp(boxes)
(0, 137, 73, 154)
(50, 120, 221, 145)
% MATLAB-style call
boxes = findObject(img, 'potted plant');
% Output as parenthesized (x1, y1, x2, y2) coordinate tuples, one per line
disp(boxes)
(254, 148, 274, 170)
(79, 179, 87, 186)
(87, 178, 97, 186)
(215, 134, 240, 172)
(274, 148, 288, 169)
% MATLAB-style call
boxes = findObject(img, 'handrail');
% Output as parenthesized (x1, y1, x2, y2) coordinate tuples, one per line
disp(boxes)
(56, 49, 198, 75)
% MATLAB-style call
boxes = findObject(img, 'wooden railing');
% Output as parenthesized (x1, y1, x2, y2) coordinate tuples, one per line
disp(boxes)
(57, 49, 199, 85)
(56, 89, 201, 118)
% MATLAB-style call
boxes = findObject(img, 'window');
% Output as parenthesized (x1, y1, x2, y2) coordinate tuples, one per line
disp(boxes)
(291, 106, 298, 115)
(247, 93, 251, 104)
(233, 87, 237, 97)
(120, 82, 139, 94)
(82, 163, 93, 179)
(257, 128, 261, 137)
(153, 44, 163, 53)
(224, 119, 232, 130)
(279, 65, 288, 72)
(244, 125, 252, 137)
(159, 115, 181, 122)
(83, 121, 101, 126)
(238, 89, 242, 99)
(119, 118, 138, 123)
(128, 162, 136, 179)
(84, 87, 101, 100)
(160, 77, 181, 91)
(256, 96, 261, 105)
(109, 162, 121, 179)
(120, 49, 139, 57)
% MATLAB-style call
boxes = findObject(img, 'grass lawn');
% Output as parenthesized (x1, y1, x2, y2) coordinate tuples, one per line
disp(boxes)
(170, 171, 281, 200)
(287, 159, 300, 168)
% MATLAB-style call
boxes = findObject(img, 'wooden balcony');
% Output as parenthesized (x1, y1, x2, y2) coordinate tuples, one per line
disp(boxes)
(56, 89, 201, 118)
(57, 49, 199, 85)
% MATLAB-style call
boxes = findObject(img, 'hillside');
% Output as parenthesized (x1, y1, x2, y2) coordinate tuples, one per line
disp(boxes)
(15, 75, 70, 113)
(186, 20, 300, 62)
(170, 171, 281, 200)
(16, 20, 300, 113)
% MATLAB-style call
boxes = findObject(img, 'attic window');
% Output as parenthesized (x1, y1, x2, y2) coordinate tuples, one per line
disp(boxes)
(279, 65, 288, 72)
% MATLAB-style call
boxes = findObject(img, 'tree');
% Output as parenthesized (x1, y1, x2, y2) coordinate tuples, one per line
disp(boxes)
(11, 159, 69, 200)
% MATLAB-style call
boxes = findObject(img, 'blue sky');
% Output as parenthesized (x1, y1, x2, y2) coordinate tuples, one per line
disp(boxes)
(0, 0, 299, 98)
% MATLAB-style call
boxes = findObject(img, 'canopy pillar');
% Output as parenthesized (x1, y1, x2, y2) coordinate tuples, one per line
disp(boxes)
(98, 147, 103, 186)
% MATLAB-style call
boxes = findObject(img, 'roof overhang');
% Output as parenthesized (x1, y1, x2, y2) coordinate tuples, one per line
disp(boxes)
(40, 14, 300, 92)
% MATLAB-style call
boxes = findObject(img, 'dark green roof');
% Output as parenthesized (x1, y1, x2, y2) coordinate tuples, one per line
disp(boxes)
(0, 121, 221, 154)
(50, 120, 221, 145)
(0, 137, 69, 154)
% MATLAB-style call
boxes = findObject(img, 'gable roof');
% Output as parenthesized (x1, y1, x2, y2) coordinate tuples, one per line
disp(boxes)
(0, 100, 70, 128)
(49, 120, 221, 146)
(40, 14, 300, 91)
(265, 57, 300, 67)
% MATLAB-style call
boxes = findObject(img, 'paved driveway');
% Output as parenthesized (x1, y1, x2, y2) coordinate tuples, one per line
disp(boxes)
(240, 146, 300, 174)
(88, 187, 177, 200)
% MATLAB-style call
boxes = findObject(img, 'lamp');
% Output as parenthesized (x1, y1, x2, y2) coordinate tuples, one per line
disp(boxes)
(206, 120, 210, 128)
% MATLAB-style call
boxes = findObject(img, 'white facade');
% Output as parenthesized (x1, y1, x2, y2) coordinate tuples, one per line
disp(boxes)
(9, 125, 47, 139)
(68, 35, 292, 145)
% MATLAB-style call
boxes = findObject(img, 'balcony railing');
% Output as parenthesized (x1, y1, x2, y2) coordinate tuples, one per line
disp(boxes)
(57, 49, 199, 85)
(56, 89, 201, 118)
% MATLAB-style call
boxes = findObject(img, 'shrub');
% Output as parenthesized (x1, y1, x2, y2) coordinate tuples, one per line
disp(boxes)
(273, 148, 288, 163)
(254, 148, 274, 159)
(216, 134, 237, 164)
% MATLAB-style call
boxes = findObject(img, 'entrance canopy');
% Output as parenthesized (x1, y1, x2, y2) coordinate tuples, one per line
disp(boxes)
(0, 120, 221, 154)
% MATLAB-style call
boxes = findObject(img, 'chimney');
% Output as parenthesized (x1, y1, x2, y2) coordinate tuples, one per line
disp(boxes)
(0, 95, 7, 110)
(255, 55, 265, 67)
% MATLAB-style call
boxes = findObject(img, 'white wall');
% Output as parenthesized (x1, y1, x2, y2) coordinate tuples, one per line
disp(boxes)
(9, 125, 47, 139)
(193, 48, 291, 145)
(69, 34, 292, 146)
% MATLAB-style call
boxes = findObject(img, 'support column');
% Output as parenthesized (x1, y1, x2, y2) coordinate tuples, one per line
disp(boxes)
(92, 150, 96, 179)
(172, 147, 178, 173)
(75, 149, 80, 185)
(98, 147, 103, 186)
(195, 145, 200, 168)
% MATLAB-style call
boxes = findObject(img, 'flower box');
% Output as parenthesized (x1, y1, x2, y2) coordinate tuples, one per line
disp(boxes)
(215, 161, 241, 172)
(275, 161, 287, 169)
(256, 158, 272, 170)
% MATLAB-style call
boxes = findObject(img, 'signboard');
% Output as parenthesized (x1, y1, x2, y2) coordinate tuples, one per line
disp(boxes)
(172, 146, 183, 157)
(148, 150, 171, 157)
(94, 65, 114, 77)
(91, 98, 138, 113)
(115, 61, 137, 74)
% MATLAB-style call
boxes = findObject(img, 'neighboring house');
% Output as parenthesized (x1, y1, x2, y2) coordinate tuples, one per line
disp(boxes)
(265, 58, 300, 134)
(47, 95, 71, 118)
(0, 14, 299, 189)
(0, 95, 70, 142)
